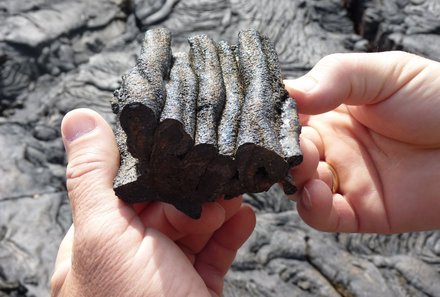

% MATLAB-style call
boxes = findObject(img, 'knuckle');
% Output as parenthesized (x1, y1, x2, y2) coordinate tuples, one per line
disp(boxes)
(65, 150, 116, 224)
(65, 151, 110, 195)
(66, 151, 107, 180)
(320, 53, 346, 65)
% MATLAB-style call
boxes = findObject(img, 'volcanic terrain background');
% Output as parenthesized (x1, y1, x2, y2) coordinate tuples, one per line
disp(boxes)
(1, 0, 440, 296)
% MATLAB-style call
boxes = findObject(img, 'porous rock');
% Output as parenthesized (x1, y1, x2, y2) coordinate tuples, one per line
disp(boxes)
(112, 28, 302, 219)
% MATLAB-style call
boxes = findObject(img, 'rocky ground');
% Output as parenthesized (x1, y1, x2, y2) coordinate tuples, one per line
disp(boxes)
(1, 0, 439, 296)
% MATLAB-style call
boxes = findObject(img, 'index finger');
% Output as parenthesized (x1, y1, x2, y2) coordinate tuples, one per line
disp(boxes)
(285, 51, 427, 114)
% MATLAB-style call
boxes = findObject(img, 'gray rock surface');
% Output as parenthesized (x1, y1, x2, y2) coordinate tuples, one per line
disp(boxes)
(343, 0, 440, 59)
(1, 0, 439, 296)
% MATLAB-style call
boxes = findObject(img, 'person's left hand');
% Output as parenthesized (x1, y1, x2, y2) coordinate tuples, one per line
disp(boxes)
(51, 109, 256, 297)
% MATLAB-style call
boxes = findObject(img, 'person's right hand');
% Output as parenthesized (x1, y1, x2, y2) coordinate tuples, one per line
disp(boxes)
(286, 51, 440, 233)
(51, 109, 255, 297)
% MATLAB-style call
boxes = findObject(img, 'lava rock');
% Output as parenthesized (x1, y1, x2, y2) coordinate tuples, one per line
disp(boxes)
(112, 28, 303, 219)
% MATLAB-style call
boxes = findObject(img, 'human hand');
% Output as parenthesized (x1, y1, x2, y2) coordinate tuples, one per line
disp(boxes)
(51, 109, 256, 297)
(286, 51, 440, 233)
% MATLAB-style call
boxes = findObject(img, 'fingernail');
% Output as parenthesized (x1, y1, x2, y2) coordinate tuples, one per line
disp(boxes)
(290, 76, 318, 93)
(63, 113, 97, 142)
(300, 187, 312, 210)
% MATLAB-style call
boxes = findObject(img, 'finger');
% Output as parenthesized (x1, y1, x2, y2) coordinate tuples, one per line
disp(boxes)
(285, 51, 426, 114)
(138, 201, 184, 241)
(164, 202, 226, 235)
(139, 199, 227, 241)
(301, 126, 324, 159)
(316, 161, 334, 190)
(289, 137, 319, 201)
(176, 196, 244, 255)
(299, 113, 311, 125)
(132, 201, 152, 214)
(61, 108, 120, 227)
(194, 205, 256, 296)
(297, 179, 358, 233)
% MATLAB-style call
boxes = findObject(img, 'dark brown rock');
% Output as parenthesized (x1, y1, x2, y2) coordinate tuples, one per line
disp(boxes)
(112, 28, 302, 219)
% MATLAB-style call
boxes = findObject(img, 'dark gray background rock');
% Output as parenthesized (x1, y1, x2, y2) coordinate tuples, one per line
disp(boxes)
(1, 0, 439, 296)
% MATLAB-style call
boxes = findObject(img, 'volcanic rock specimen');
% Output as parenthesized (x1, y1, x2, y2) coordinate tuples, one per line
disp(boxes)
(111, 28, 302, 219)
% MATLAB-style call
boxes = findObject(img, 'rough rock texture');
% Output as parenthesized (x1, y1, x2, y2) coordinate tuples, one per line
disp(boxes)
(1, 0, 440, 296)
(112, 28, 302, 218)
(343, 0, 440, 59)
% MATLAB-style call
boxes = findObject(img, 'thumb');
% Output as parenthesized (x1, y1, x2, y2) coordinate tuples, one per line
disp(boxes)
(61, 108, 120, 226)
(285, 51, 427, 114)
